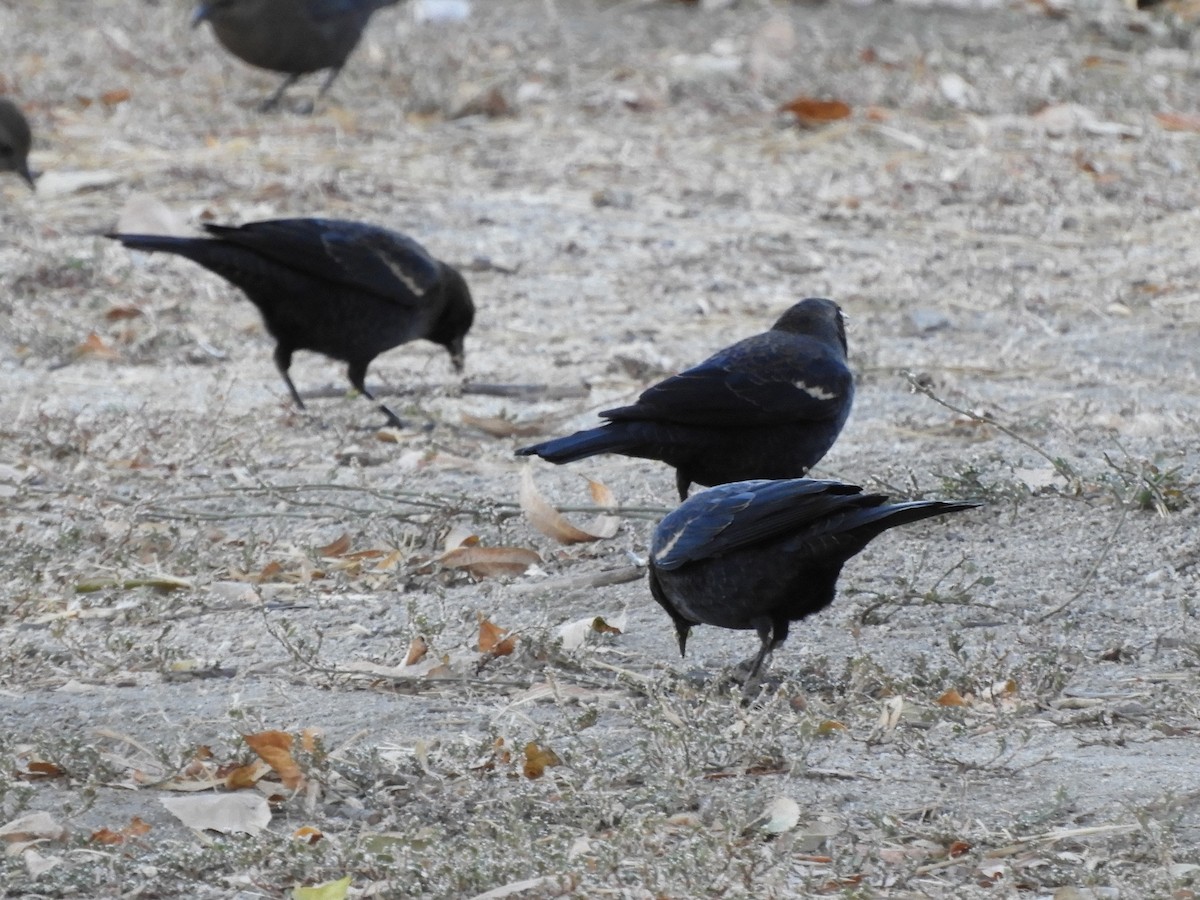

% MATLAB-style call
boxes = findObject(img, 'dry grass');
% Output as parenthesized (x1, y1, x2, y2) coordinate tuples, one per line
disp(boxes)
(3, 0, 1200, 896)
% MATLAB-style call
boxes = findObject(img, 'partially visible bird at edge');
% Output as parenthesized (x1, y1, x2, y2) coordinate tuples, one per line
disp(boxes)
(0, 98, 35, 189)
(518, 298, 854, 500)
(192, 0, 403, 111)
(648, 478, 981, 691)
(107, 218, 475, 428)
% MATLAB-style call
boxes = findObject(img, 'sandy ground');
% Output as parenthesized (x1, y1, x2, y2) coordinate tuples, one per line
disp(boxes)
(3, 0, 1200, 896)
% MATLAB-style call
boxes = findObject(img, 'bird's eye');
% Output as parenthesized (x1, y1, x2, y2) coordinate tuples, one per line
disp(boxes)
(0, 145, 12, 158)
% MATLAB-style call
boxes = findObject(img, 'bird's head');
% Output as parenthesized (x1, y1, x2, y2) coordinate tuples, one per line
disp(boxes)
(772, 297, 847, 356)
(431, 265, 475, 373)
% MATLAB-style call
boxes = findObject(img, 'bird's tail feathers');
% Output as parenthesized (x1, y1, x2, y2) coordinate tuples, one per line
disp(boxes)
(848, 499, 981, 536)
(516, 426, 635, 463)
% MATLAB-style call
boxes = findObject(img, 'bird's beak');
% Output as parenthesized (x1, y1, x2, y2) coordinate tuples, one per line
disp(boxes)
(449, 339, 466, 373)
(17, 162, 35, 190)
(191, 3, 212, 27)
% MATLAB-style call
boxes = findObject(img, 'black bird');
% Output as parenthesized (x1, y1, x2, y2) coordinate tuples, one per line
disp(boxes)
(648, 478, 980, 683)
(518, 298, 853, 500)
(0, 98, 34, 189)
(107, 218, 475, 427)
(192, 0, 401, 111)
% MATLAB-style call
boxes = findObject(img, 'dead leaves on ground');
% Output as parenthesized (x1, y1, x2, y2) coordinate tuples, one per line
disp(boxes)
(779, 96, 852, 127)
(519, 468, 619, 544)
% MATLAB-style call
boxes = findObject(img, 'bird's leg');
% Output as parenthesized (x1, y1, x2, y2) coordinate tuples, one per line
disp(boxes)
(737, 618, 783, 701)
(348, 361, 404, 429)
(260, 74, 301, 112)
(316, 65, 345, 100)
(273, 345, 306, 409)
(675, 470, 692, 501)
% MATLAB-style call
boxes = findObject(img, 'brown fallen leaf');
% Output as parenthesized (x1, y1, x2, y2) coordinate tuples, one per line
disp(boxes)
(100, 88, 131, 106)
(936, 688, 968, 707)
(780, 96, 852, 126)
(1155, 112, 1200, 132)
(403, 636, 430, 666)
(315, 533, 352, 558)
(243, 731, 304, 791)
(519, 468, 619, 544)
(461, 412, 545, 438)
(224, 761, 271, 790)
(523, 741, 561, 779)
(73, 333, 120, 360)
(440, 545, 541, 578)
(478, 615, 518, 656)
(293, 825, 323, 844)
(104, 305, 143, 321)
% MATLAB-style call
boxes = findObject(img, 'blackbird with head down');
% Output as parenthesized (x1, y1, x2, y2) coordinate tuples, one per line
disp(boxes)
(518, 298, 853, 500)
(107, 218, 475, 428)
(648, 478, 981, 684)
(192, 0, 402, 110)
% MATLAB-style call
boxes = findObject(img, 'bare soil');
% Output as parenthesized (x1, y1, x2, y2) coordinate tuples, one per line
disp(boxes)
(3, 0, 1200, 896)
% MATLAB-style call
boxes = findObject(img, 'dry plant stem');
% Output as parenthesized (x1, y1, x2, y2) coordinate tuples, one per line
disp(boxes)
(902, 371, 1079, 488)
(1033, 505, 1128, 624)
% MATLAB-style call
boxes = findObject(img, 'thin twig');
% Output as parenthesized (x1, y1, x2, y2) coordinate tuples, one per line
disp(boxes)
(1033, 506, 1127, 624)
(903, 371, 1079, 489)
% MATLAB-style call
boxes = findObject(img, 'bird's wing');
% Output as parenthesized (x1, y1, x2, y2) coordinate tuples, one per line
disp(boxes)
(203, 219, 442, 306)
(306, 0, 399, 20)
(604, 333, 852, 427)
(651, 479, 867, 570)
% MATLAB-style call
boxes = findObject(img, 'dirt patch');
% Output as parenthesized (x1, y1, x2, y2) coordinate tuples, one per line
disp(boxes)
(3, 0, 1200, 896)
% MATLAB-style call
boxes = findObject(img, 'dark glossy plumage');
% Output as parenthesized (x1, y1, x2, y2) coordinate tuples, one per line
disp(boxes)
(107, 218, 475, 427)
(0, 98, 34, 189)
(517, 298, 853, 500)
(193, 0, 401, 110)
(648, 478, 980, 681)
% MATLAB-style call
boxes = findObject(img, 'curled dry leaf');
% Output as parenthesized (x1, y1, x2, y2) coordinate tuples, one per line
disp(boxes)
(519, 468, 619, 544)
(522, 741, 561, 779)
(104, 305, 143, 321)
(224, 760, 271, 790)
(73, 333, 121, 360)
(440, 545, 541, 578)
(478, 615, 518, 656)
(315, 533, 352, 558)
(443, 523, 480, 552)
(780, 96, 852, 126)
(243, 731, 304, 791)
(293, 825, 323, 845)
(403, 635, 429, 666)
(936, 688, 968, 707)
(100, 88, 131, 106)
(461, 412, 544, 438)
(1155, 112, 1200, 133)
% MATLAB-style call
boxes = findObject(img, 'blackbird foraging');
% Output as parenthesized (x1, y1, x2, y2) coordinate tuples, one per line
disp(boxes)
(0, 98, 34, 188)
(192, 0, 402, 110)
(648, 478, 980, 684)
(107, 218, 475, 427)
(518, 298, 853, 500)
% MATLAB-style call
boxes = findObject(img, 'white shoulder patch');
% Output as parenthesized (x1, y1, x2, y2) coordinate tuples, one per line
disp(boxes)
(653, 526, 685, 563)
(793, 380, 837, 401)
(382, 256, 427, 296)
